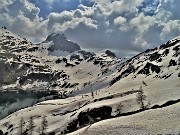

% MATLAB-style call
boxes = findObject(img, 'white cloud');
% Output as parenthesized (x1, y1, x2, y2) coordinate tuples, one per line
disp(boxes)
(0, 0, 14, 6)
(47, 9, 98, 33)
(130, 13, 155, 32)
(114, 16, 128, 31)
(0, 0, 46, 42)
(114, 16, 126, 26)
(51, 17, 98, 32)
(161, 20, 180, 39)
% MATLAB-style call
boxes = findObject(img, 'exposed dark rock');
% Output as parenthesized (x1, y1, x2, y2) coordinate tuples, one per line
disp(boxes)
(94, 96, 113, 102)
(144, 49, 151, 53)
(105, 50, 116, 58)
(70, 54, 80, 61)
(65, 63, 76, 67)
(61, 82, 68, 88)
(157, 58, 162, 62)
(25, 63, 31, 68)
(7, 124, 13, 130)
(48, 132, 55, 135)
(0, 61, 28, 86)
(172, 45, 180, 57)
(173, 45, 179, 52)
(160, 38, 180, 49)
(20, 40, 28, 44)
(138, 62, 161, 75)
(66, 119, 78, 133)
(0, 130, 3, 135)
(69, 83, 79, 88)
(11, 42, 15, 46)
(55, 58, 62, 64)
(149, 52, 161, 61)
(78, 50, 95, 60)
(93, 59, 100, 65)
(51, 83, 58, 87)
(43, 33, 81, 53)
(168, 59, 177, 67)
(111, 64, 135, 85)
(65, 83, 71, 88)
(66, 106, 112, 134)
(151, 99, 180, 109)
(150, 104, 160, 109)
(62, 58, 67, 63)
(19, 73, 52, 85)
(78, 106, 112, 126)
(75, 62, 80, 65)
(31, 59, 40, 63)
(87, 56, 95, 62)
(27, 47, 39, 52)
(162, 49, 169, 56)
(161, 73, 173, 80)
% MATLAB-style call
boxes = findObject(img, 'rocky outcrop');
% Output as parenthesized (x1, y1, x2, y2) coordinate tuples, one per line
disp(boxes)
(0, 130, 3, 135)
(43, 33, 81, 53)
(168, 59, 177, 67)
(70, 54, 81, 61)
(138, 62, 161, 75)
(66, 106, 112, 133)
(160, 37, 180, 49)
(149, 52, 161, 61)
(78, 50, 95, 60)
(111, 64, 135, 85)
(105, 50, 116, 58)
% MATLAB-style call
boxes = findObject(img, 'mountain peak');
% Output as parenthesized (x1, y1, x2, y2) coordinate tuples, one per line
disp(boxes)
(43, 33, 81, 53)
(105, 50, 117, 58)
(46, 33, 68, 41)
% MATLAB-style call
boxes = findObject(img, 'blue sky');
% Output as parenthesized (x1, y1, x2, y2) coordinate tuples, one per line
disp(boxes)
(29, 0, 94, 18)
(0, 0, 179, 57)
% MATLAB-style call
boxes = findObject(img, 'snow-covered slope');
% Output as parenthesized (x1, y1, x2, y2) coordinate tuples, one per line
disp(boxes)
(68, 102, 180, 135)
(0, 27, 179, 135)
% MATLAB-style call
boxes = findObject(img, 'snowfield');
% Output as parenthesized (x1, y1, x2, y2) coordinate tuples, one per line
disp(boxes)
(68, 102, 180, 135)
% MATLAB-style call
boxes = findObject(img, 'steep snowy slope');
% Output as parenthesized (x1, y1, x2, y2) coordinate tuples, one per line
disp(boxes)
(0, 29, 179, 135)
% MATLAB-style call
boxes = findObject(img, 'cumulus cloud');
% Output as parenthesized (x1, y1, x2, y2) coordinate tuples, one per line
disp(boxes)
(0, 0, 46, 42)
(114, 16, 128, 32)
(114, 16, 126, 26)
(161, 20, 180, 39)
(0, 0, 179, 57)
(47, 9, 98, 33)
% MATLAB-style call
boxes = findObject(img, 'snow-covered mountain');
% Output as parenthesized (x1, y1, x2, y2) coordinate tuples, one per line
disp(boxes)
(43, 33, 81, 54)
(0, 27, 179, 135)
(0, 27, 121, 119)
(0, 28, 120, 91)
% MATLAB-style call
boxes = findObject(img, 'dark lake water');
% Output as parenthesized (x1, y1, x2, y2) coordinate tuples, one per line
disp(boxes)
(0, 90, 59, 119)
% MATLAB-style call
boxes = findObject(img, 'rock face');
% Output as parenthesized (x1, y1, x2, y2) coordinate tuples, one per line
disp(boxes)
(138, 62, 161, 75)
(66, 106, 112, 133)
(111, 36, 180, 86)
(43, 33, 81, 53)
(105, 50, 116, 58)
